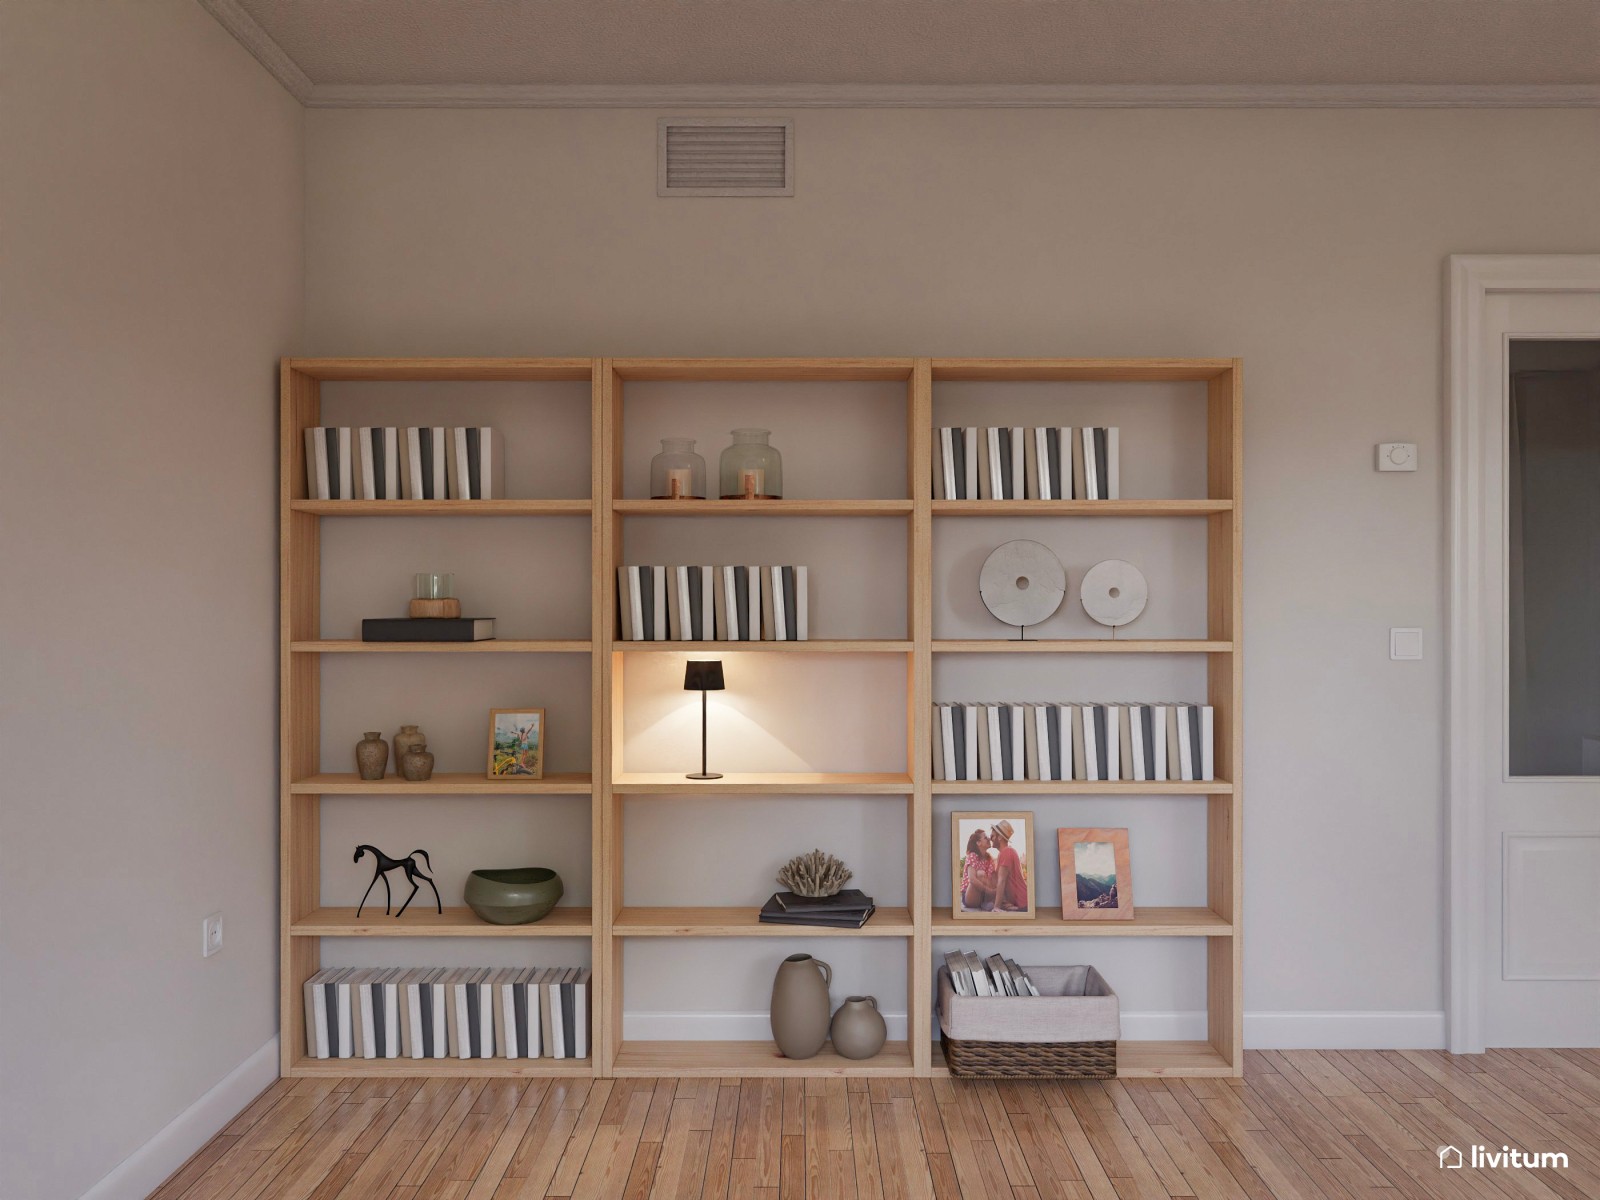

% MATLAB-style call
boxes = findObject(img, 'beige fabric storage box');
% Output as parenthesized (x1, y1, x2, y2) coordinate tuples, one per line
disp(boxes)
(938, 965, 1120, 1078)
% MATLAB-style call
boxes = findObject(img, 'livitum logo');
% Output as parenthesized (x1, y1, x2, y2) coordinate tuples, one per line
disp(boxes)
(1438, 1144, 1569, 1170)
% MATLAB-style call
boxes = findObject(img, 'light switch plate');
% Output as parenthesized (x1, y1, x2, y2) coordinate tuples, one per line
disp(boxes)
(1377, 443, 1418, 471)
(1390, 627, 1423, 660)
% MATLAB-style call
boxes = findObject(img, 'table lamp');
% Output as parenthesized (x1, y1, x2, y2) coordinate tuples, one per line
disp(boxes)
(683, 660, 725, 779)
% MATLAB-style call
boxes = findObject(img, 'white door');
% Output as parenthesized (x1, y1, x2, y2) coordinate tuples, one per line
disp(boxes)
(1451, 257, 1600, 1051)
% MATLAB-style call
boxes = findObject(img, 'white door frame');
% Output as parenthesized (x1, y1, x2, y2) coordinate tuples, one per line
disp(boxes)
(1446, 253, 1600, 1054)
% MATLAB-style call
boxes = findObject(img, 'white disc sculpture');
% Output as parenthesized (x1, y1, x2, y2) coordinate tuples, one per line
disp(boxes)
(979, 540, 1067, 635)
(1080, 558, 1148, 628)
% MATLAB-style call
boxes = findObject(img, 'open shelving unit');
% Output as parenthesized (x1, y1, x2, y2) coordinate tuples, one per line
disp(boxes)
(280, 355, 1242, 1080)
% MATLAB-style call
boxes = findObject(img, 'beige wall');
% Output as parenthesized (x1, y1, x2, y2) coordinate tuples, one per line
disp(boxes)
(0, 2, 301, 1196)
(303, 105, 1600, 1031)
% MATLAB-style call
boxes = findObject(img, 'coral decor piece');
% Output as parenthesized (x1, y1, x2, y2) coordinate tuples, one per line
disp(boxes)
(777, 850, 853, 898)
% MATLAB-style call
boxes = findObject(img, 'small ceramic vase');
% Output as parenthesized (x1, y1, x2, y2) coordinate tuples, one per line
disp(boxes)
(355, 732, 389, 780)
(830, 995, 887, 1060)
(393, 724, 426, 759)
(770, 953, 832, 1060)
(399, 742, 434, 782)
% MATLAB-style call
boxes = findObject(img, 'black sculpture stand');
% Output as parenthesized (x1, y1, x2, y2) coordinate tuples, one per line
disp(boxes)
(353, 844, 443, 918)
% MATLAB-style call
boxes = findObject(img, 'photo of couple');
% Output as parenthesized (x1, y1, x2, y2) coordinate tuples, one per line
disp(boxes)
(951, 813, 1036, 919)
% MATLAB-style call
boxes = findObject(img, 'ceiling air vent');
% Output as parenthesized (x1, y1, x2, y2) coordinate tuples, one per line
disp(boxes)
(658, 118, 794, 197)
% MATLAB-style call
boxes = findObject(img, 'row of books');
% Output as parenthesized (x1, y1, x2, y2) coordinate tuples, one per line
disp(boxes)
(935, 427, 1120, 500)
(617, 565, 809, 641)
(303, 426, 505, 500)
(933, 701, 1215, 782)
(944, 951, 1040, 997)
(757, 888, 876, 929)
(302, 966, 589, 1061)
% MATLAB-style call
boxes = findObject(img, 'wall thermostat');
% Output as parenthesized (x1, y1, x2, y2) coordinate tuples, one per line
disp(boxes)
(1377, 443, 1417, 471)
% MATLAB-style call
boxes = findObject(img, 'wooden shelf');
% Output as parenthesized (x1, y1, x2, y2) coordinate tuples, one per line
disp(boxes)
(612, 1040, 914, 1078)
(931, 358, 1235, 382)
(931, 778, 1231, 795)
(291, 499, 590, 516)
(614, 906, 914, 937)
(612, 358, 915, 382)
(616, 640, 910, 654)
(613, 499, 911, 517)
(292, 639, 591, 654)
(290, 907, 593, 937)
(934, 639, 1232, 654)
(1115, 1041, 1235, 1078)
(290, 772, 592, 794)
(288, 1055, 593, 1078)
(286, 357, 593, 382)
(933, 499, 1230, 517)
(612, 772, 914, 795)
(282, 355, 1244, 1080)
(930, 906, 1231, 937)
(925, 1039, 1233, 1079)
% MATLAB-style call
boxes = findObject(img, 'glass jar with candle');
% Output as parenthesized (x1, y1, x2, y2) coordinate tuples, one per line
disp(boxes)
(649, 438, 707, 500)
(719, 428, 783, 499)
(410, 572, 459, 618)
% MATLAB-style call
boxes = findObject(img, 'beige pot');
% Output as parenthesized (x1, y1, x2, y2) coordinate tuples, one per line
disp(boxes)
(393, 724, 426, 761)
(830, 995, 887, 1060)
(770, 954, 832, 1060)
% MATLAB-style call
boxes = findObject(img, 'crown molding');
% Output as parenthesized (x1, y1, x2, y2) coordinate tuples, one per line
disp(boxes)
(303, 82, 1600, 109)
(196, 9, 1599, 111)
(199, 0, 313, 102)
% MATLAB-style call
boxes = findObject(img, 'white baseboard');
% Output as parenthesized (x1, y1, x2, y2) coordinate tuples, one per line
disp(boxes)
(625, 1010, 1446, 1049)
(80, 1037, 279, 1200)
(1244, 1011, 1446, 1050)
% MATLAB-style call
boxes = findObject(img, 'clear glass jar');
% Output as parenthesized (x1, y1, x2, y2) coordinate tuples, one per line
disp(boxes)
(719, 428, 783, 499)
(649, 438, 707, 500)
(413, 572, 454, 600)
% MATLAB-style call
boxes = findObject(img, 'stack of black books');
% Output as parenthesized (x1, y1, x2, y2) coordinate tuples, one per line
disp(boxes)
(758, 889, 875, 929)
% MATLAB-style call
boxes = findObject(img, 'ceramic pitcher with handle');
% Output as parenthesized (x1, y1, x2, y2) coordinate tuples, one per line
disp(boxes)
(770, 953, 832, 1059)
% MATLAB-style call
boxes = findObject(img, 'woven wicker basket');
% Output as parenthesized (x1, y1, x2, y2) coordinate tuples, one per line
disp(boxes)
(940, 1035, 1117, 1079)
(938, 964, 1119, 1080)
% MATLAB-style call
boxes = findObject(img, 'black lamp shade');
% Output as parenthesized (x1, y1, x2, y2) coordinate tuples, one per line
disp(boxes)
(683, 660, 725, 692)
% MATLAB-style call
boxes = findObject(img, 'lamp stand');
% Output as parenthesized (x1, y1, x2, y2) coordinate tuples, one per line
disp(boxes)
(686, 689, 722, 780)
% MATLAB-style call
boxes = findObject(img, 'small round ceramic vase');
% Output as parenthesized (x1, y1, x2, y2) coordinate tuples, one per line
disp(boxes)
(355, 732, 389, 780)
(393, 724, 426, 759)
(463, 868, 564, 924)
(770, 953, 832, 1060)
(830, 996, 887, 1060)
(398, 742, 434, 782)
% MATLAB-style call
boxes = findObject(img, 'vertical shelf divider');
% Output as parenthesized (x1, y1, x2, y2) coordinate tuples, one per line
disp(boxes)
(590, 359, 612, 1077)
(280, 362, 322, 1075)
(600, 360, 623, 1077)
(1206, 361, 1244, 1073)
(909, 359, 935, 1072)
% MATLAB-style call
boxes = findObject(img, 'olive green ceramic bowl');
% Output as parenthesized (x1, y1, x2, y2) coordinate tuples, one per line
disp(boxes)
(464, 867, 564, 925)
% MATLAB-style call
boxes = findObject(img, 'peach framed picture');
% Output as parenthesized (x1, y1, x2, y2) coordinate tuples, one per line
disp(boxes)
(951, 811, 1035, 920)
(1058, 827, 1133, 920)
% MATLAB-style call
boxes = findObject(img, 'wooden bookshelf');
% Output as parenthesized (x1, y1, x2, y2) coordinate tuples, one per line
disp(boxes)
(280, 355, 1243, 1080)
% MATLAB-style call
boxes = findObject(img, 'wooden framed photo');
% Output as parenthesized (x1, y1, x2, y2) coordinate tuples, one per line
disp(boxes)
(487, 708, 545, 779)
(1058, 827, 1133, 920)
(950, 811, 1035, 920)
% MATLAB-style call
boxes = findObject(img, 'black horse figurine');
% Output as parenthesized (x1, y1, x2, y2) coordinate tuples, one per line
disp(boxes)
(353, 845, 442, 918)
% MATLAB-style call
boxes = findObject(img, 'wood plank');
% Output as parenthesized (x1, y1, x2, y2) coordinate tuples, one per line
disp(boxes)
(290, 774, 593, 795)
(613, 906, 914, 937)
(930, 907, 1231, 937)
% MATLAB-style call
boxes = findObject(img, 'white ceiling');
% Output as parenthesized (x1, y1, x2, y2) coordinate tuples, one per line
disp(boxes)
(206, 0, 1600, 105)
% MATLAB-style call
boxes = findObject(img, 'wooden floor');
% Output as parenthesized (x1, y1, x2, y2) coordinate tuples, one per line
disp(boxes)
(150, 1050, 1600, 1200)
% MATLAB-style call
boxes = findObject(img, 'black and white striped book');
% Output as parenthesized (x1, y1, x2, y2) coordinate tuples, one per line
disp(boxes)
(357, 427, 401, 500)
(303, 428, 331, 500)
(302, 967, 346, 1059)
(444, 427, 505, 500)
(401, 426, 449, 500)
(303, 427, 354, 501)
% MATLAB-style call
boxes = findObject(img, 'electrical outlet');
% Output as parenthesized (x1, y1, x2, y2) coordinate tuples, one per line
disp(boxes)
(203, 912, 224, 957)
